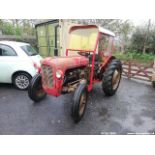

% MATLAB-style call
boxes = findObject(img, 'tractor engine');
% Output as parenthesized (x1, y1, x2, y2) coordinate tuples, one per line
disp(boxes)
(40, 56, 89, 97)
(62, 67, 88, 94)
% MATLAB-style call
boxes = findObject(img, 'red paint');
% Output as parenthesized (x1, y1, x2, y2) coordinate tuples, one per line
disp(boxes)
(41, 25, 115, 96)
(87, 32, 100, 92)
(41, 56, 89, 96)
(69, 25, 98, 33)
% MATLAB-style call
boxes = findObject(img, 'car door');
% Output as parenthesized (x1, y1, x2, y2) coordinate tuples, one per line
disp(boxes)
(0, 44, 18, 83)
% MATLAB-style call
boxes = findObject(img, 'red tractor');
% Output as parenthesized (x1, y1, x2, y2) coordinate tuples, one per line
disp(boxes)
(28, 25, 122, 123)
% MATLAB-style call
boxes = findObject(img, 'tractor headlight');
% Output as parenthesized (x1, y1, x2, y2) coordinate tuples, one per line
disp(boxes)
(56, 70, 63, 79)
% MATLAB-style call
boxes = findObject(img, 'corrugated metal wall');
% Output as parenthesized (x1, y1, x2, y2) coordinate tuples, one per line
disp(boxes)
(36, 21, 60, 57)
(36, 20, 79, 57)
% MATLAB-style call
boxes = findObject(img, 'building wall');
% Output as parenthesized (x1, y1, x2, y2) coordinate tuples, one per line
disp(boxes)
(36, 19, 79, 57)
(59, 20, 79, 56)
(36, 20, 59, 57)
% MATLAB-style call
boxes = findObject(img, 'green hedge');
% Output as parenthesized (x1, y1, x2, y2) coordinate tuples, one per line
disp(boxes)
(113, 51, 155, 63)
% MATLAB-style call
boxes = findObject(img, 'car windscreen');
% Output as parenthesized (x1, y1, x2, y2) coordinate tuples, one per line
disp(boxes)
(21, 45, 38, 56)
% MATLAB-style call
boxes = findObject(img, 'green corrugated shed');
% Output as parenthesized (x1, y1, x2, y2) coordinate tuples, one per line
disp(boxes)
(35, 19, 78, 57)
(35, 20, 60, 57)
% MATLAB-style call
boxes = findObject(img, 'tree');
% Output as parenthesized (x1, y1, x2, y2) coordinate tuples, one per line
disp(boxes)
(130, 23, 155, 54)
(0, 19, 36, 36)
(115, 20, 134, 52)
(74, 19, 118, 28)
(143, 19, 151, 54)
(0, 19, 3, 27)
(3, 22, 15, 35)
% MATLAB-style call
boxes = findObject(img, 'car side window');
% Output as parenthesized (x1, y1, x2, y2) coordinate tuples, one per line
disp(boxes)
(0, 45, 17, 56)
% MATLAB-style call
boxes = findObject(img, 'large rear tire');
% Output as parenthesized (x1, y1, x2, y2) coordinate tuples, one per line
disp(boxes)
(28, 74, 47, 102)
(102, 59, 122, 96)
(72, 81, 88, 123)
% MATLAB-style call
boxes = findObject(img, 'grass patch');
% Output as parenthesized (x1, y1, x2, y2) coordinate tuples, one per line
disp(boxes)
(114, 51, 155, 63)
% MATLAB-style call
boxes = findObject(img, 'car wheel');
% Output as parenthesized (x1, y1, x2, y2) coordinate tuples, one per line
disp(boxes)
(13, 72, 32, 90)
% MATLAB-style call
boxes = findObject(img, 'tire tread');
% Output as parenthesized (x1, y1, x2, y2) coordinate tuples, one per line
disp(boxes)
(102, 59, 122, 96)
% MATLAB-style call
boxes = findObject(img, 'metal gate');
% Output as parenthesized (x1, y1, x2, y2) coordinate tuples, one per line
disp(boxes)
(122, 61, 154, 82)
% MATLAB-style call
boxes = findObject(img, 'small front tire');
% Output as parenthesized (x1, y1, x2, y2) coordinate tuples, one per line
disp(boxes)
(72, 82, 88, 123)
(28, 74, 47, 102)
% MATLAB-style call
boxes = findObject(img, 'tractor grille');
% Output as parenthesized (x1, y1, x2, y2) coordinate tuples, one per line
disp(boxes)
(41, 64, 54, 88)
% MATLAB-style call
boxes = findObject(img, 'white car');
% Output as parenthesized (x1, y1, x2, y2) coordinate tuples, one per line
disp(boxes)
(0, 41, 42, 90)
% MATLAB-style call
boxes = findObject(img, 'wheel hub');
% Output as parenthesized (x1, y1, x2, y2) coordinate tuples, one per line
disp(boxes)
(15, 75, 29, 89)
(79, 93, 87, 116)
(112, 69, 121, 90)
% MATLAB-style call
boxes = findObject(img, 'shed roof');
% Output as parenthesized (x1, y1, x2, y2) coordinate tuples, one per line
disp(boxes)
(35, 19, 59, 27)
(99, 27, 115, 37)
(69, 25, 115, 37)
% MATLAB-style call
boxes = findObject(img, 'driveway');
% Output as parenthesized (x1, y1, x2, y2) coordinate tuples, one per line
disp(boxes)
(0, 78, 155, 135)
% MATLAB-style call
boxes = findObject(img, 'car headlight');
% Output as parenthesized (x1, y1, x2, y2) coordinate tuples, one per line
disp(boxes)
(56, 70, 63, 79)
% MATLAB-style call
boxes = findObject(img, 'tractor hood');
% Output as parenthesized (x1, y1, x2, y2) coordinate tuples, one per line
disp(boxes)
(41, 56, 89, 72)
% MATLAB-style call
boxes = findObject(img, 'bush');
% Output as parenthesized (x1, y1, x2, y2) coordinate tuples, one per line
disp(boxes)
(130, 26, 155, 54)
(15, 26, 22, 36)
(3, 23, 15, 35)
(114, 51, 155, 63)
(2, 23, 22, 36)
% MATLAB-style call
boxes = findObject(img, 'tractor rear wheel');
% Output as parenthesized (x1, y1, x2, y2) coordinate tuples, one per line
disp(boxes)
(72, 81, 88, 123)
(28, 74, 47, 102)
(102, 59, 122, 96)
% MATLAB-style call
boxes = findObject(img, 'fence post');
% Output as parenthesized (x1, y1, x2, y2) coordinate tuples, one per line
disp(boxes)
(128, 60, 131, 79)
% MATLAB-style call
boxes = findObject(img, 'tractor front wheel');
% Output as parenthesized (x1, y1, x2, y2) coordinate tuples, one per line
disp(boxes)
(72, 81, 88, 123)
(28, 74, 47, 102)
(152, 81, 155, 88)
(102, 59, 122, 96)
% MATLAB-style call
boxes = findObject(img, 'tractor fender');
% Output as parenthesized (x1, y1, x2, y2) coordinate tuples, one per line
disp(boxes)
(101, 55, 116, 72)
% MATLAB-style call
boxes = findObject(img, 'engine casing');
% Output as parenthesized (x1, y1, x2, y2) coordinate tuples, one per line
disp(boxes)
(40, 56, 89, 96)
